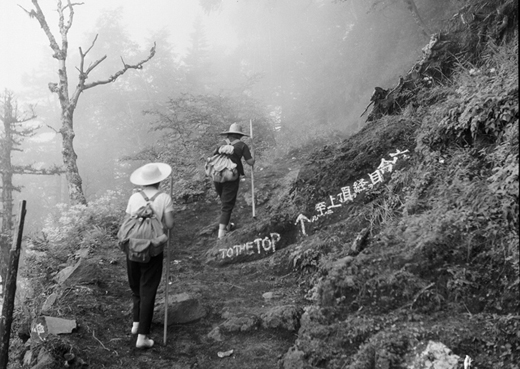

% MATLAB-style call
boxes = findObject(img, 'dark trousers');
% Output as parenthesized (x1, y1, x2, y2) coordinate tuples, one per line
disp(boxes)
(126, 253, 163, 335)
(214, 178, 240, 225)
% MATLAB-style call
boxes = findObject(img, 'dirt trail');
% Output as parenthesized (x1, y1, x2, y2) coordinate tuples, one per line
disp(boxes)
(77, 163, 304, 369)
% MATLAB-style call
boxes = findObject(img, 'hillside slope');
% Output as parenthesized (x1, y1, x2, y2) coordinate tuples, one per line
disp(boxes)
(6, 0, 518, 368)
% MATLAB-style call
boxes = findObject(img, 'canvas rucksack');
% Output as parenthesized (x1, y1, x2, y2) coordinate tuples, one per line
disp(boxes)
(117, 191, 167, 263)
(205, 154, 239, 183)
(205, 141, 240, 183)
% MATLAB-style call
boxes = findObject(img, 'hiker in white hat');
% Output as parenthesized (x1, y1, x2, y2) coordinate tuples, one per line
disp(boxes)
(213, 123, 255, 239)
(124, 163, 174, 348)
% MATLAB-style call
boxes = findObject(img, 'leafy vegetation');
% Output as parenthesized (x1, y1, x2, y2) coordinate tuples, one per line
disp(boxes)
(124, 89, 278, 203)
(3, 0, 518, 368)
(25, 191, 124, 283)
(281, 1, 519, 367)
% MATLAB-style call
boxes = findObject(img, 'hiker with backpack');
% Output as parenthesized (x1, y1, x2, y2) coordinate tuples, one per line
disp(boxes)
(212, 123, 255, 239)
(118, 163, 174, 349)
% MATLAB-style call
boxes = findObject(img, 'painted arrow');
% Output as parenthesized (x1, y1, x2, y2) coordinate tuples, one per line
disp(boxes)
(295, 214, 311, 236)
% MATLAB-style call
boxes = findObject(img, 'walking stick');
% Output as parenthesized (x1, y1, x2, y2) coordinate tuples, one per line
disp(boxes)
(0, 200, 26, 369)
(250, 119, 256, 218)
(163, 176, 173, 345)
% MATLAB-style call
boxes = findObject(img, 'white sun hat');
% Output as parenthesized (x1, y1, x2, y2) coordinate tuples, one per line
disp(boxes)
(130, 163, 172, 186)
(220, 123, 249, 137)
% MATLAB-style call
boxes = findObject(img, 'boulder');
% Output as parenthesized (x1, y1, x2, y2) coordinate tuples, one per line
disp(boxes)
(153, 292, 206, 325)
(55, 259, 101, 287)
(260, 305, 303, 331)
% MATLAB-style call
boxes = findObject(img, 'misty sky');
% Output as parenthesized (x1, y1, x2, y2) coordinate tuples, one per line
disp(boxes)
(0, 0, 235, 92)
(0, 0, 455, 232)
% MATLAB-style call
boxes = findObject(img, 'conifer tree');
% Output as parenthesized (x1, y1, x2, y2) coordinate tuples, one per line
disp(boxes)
(0, 90, 62, 286)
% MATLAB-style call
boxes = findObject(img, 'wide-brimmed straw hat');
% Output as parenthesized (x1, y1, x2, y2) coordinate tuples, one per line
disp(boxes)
(220, 123, 249, 137)
(130, 163, 172, 186)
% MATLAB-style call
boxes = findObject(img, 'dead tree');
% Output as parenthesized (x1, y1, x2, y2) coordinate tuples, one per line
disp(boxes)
(21, 0, 156, 205)
(0, 91, 62, 287)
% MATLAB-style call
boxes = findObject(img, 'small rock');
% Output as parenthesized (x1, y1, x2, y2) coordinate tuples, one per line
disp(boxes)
(207, 326, 223, 342)
(41, 293, 58, 312)
(23, 350, 32, 367)
(32, 348, 54, 369)
(350, 228, 369, 254)
(74, 248, 89, 260)
(217, 349, 234, 358)
(44, 316, 77, 335)
(262, 292, 274, 300)
(30, 316, 77, 344)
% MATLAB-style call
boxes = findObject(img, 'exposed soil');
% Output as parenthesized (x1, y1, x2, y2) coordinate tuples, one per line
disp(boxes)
(6, 1, 519, 368)
(13, 160, 307, 369)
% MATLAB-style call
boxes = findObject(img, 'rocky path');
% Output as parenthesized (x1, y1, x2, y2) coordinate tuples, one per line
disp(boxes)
(97, 220, 303, 369)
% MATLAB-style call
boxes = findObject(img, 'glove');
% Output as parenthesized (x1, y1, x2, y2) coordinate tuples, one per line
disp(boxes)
(218, 145, 234, 155)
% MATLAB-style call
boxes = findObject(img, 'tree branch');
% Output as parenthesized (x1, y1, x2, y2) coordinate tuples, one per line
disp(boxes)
(84, 55, 107, 76)
(12, 112, 37, 124)
(83, 42, 157, 90)
(0, 184, 23, 193)
(46, 125, 60, 133)
(12, 164, 65, 176)
(17, 5, 36, 19)
(28, 0, 62, 59)
(62, 1, 84, 33)
(56, 0, 71, 56)
(82, 34, 99, 60)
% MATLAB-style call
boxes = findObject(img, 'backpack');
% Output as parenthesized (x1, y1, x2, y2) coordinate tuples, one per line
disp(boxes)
(205, 154, 239, 183)
(117, 191, 167, 263)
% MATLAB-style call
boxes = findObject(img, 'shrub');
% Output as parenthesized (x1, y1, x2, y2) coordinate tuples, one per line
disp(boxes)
(27, 190, 126, 275)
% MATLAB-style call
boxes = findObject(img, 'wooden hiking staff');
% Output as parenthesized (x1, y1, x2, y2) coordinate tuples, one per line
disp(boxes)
(250, 119, 256, 218)
(163, 175, 173, 345)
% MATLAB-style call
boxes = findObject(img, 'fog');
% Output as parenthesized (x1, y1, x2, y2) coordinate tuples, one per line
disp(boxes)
(0, 0, 457, 232)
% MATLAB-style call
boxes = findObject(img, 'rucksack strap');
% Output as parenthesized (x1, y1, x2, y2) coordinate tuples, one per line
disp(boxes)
(150, 191, 162, 201)
(139, 191, 149, 202)
(138, 191, 162, 218)
(139, 190, 162, 203)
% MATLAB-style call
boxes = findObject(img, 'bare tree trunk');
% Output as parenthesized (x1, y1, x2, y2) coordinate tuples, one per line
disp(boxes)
(1, 96, 14, 233)
(61, 114, 86, 205)
(56, 49, 86, 205)
(0, 94, 15, 287)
